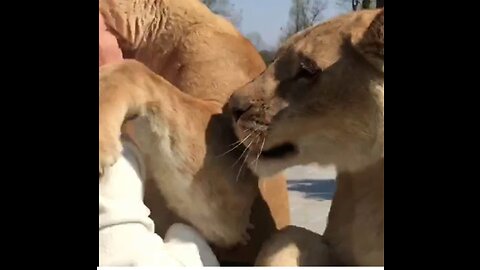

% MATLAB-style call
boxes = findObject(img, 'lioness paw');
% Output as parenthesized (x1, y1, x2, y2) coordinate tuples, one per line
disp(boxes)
(99, 128, 122, 176)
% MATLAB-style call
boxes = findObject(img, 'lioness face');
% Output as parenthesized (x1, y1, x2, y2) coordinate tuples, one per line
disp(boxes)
(229, 9, 384, 176)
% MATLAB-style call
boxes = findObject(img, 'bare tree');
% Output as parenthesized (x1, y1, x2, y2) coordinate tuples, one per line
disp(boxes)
(201, 0, 242, 28)
(352, 0, 361, 10)
(362, 0, 372, 9)
(245, 32, 269, 51)
(279, 0, 327, 43)
(202, 0, 215, 7)
(259, 50, 276, 64)
(352, 0, 383, 10)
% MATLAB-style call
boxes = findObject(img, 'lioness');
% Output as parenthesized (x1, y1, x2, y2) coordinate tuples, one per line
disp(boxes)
(228, 9, 384, 266)
(99, 0, 290, 264)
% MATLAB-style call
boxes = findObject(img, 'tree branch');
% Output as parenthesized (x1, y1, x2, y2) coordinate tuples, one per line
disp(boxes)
(352, 0, 360, 10)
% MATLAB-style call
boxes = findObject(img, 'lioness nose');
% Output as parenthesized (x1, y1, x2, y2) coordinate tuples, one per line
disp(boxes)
(229, 93, 252, 121)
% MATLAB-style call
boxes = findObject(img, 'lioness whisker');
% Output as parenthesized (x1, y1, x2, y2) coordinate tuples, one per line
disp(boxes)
(235, 147, 251, 183)
(235, 135, 259, 182)
(231, 135, 256, 168)
(216, 131, 254, 158)
(253, 136, 266, 171)
(226, 129, 253, 147)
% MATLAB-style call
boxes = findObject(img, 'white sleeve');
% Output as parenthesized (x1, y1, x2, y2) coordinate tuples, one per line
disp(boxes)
(99, 139, 219, 266)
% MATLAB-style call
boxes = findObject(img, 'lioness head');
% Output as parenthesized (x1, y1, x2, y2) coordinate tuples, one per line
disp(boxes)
(229, 9, 384, 177)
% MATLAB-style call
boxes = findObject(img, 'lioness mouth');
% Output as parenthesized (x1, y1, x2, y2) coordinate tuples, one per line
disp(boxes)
(260, 142, 298, 159)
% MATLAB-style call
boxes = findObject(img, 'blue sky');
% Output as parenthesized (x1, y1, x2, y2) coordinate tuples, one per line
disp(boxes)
(230, 0, 349, 48)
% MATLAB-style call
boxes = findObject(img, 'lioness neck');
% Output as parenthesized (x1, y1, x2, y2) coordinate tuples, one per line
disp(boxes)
(324, 157, 384, 265)
(336, 80, 384, 173)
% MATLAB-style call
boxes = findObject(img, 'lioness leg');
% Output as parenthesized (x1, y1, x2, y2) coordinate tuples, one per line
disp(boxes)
(255, 225, 332, 266)
(99, 59, 219, 174)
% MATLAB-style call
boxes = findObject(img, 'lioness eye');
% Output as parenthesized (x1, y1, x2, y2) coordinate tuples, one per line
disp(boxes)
(295, 59, 321, 80)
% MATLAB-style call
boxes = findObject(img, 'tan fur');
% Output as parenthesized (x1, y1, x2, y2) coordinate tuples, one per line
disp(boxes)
(255, 226, 331, 266)
(99, 0, 290, 264)
(228, 9, 384, 266)
(99, 0, 261, 104)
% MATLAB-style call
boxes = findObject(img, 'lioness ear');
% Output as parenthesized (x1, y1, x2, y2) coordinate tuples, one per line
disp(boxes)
(355, 9, 384, 72)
